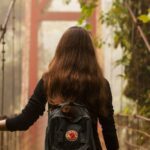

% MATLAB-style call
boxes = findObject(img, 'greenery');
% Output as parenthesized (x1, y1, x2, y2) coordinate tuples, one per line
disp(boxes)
(138, 8, 150, 23)
(67, 0, 150, 117)
(102, 0, 150, 117)
(65, 0, 98, 30)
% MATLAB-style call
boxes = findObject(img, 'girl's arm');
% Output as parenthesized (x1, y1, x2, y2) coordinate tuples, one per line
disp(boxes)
(4, 79, 47, 131)
(99, 80, 119, 150)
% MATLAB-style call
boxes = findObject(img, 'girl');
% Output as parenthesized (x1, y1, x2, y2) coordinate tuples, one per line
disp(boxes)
(0, 26, 119, 150)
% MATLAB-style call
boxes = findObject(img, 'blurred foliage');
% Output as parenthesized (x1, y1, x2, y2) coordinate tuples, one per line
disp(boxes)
(138, 8, 150, 23)
(67, 0, 150, 117)
(77, 0, 98, 30)
(101, 0, 150, 117)
(65, 0, 98, 30)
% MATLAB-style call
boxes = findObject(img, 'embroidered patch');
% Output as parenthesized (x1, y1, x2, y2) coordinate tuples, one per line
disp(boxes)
(65, 130, 78, 142)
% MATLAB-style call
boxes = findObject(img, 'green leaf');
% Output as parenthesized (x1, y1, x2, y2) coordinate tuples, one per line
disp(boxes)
(84, 24, 92, 30)
(138, 15, 150, 23)
(114, 34, 120, 48)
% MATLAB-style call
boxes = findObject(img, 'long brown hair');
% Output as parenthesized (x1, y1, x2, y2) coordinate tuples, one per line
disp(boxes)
(43, 26, 108, 116)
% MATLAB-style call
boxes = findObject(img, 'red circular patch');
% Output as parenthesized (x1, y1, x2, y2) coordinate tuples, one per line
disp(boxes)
(65, 130, 78, 141)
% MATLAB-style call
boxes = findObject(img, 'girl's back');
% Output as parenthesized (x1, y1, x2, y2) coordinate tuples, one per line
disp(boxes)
(0, 26, 119, 150)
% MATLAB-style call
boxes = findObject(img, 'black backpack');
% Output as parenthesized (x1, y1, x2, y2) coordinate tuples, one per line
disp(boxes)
(45, 102, 97, 150)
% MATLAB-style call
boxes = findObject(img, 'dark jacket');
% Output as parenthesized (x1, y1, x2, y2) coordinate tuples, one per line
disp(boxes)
(6, 79, 119, 150)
